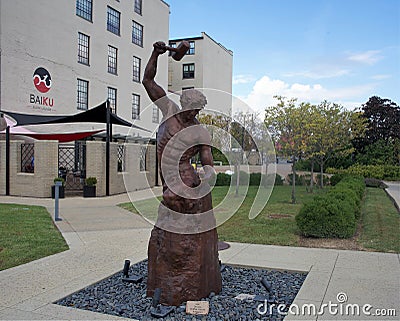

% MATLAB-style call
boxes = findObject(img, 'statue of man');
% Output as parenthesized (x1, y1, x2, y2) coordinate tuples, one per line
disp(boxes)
(142, 41, 222, 306)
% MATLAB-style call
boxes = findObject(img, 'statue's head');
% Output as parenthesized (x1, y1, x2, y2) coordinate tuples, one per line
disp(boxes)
(180, 89, 207, 112)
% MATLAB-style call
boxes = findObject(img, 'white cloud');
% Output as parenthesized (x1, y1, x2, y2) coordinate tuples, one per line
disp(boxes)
(240, 75, 374, 113)
(347, 50, 383, 65)
(233, 74, 256, 85)
(284, 69, 350, 79)
(370, 74, 391, 80)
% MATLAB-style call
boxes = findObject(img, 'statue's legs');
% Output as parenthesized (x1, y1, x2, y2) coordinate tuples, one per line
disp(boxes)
(147, 225, 222, 306)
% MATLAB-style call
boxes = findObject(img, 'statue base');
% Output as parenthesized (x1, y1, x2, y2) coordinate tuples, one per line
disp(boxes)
(147, 226, 222, 306)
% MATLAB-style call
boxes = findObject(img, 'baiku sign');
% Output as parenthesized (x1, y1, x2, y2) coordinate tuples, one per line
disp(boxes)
(29, 67, 55, 110)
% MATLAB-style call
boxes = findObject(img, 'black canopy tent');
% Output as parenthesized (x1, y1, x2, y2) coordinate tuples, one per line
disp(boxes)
(3, 101, 147, 130)
(2, 101, 151, 196)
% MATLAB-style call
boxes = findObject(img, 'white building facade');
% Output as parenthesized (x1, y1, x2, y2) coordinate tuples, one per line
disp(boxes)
(0, 0, 170, 138)
(168, 32, 233, 114)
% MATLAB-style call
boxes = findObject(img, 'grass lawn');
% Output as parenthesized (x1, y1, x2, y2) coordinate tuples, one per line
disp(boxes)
(358, 188, 400, 252)
(120, 185, 321, 246)
(0, 204, 69, 271)
(121, 185, 399, 253)
(215, 186, 318, 246)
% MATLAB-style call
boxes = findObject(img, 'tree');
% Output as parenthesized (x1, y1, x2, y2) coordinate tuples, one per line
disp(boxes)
(198, 112, 231, 164)
(353, 96, 400, 165)
(230, 111, 260, 163)
(265, 96, 312, 203)
(199, 111, 272, 165)
(311, 101, 361, 187)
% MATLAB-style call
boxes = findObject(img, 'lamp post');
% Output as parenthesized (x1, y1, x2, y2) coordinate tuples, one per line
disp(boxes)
(232, 147, 241, 197)
(106, 100, 110, 196)
(5, 126, 10, 196)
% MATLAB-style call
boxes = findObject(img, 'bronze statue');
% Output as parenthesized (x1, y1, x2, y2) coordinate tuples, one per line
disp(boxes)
(142, 41, 222, 306)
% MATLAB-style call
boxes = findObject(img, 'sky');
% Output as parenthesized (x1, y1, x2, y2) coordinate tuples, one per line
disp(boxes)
(166, 0, 400, 114)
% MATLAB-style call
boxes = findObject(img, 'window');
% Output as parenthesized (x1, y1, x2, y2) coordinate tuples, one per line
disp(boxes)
(132, 93, 140, 119)
(108, 87, 117, 113)
(117, 145, 125, 172)
(183, 63, 195, 79)
(108, 45, 118, 74)
(152, 105, 159, 123)
(78, 32, 90, 65)
(107, 6, 120, 35)
(187, 41, 195, 55)
(134, 0, 142, 14)
(132, 21, 143, 46)
(21, 143, 34, 173)
(77, 79, 89, 110)
(76, 0, 92, 21)
(132, 56, 141, 82)
(140, 146, 147, 171)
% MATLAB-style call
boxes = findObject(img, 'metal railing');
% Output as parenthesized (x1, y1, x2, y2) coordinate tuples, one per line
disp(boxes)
(117, 144, 125, 172)
(21, 143, 34, 173)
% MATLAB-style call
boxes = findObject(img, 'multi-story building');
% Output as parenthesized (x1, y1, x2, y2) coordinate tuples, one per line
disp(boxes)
(0, 0, 170, 138)
(168, 32, 233, 114)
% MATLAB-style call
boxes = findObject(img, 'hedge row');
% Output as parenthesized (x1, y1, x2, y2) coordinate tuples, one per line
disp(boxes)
(326, 164, 400, 181)
(296, 176, 365, 238)
(288, 173, 331, 186)
(215, 172, 284, 186)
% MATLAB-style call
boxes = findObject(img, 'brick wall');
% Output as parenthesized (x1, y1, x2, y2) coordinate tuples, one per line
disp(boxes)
(0, 140, 157, 197)
(85, 141, 157, 197)
(0, 140, 58, 197)
(86, 141, 106, 196)
(122, 143, 154, 194)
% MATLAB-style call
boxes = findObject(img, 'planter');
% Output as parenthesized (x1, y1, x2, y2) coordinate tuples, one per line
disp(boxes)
(51, 185, 65, 199)
(83, 185, 96, 198)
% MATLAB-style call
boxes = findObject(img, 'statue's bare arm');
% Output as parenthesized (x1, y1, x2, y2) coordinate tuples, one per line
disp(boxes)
(143, 42, 177, 117)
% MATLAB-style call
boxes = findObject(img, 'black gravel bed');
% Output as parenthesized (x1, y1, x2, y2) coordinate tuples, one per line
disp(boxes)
(55, 260, 307, 321)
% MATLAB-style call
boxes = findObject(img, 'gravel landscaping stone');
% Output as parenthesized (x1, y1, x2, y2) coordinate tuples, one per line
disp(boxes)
(56, 260, 307, 320)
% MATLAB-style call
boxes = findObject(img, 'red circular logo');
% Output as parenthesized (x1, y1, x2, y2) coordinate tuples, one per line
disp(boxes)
(33, 67, 52, 93)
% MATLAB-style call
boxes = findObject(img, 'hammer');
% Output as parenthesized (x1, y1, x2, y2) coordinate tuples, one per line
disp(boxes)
(163, 41, 190, 61)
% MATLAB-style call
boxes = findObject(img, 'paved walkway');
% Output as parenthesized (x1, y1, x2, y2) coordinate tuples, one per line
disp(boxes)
(0, 187, 399, 320)
(384, 181, 400, 212)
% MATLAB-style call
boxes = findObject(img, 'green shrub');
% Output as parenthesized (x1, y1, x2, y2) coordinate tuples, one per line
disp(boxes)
(216, 172, 286, 187)
(249, 173, 261, 186)
(287, 173, 306, 186)
(316, 173, 330, 186)
(267, 173, 284, 185)
(294, 160, 321, 172)
(329, 188, 361, 219)
(327, 165, 400, 181)
(337, 176, 365, 199)
(53, 177, 65, 186)
(85, 177, 97, 186)
(326, 167, 339, 174)
(296, 176, 365, 238)
(215, 173, 231, 186)
(296, 194, 356, 238)
(231, 171, 250, 186)
(330, 173, 345, 186)
(382, 165, 400, 180)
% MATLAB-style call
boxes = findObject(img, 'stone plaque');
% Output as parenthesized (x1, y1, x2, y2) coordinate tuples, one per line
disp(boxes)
(186, 301, 210, 315)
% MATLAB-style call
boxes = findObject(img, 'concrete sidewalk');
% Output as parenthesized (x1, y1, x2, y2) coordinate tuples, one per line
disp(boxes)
(0, 188, 399, 320)
(384, 181, 400, 212)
